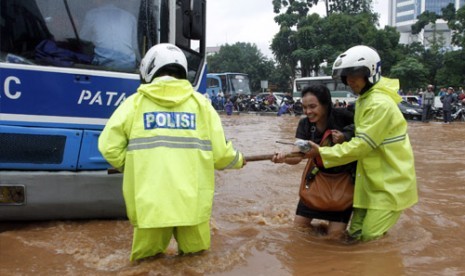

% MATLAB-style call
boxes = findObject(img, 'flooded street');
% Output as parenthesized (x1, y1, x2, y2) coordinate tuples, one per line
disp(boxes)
(1, 114, 465, 275)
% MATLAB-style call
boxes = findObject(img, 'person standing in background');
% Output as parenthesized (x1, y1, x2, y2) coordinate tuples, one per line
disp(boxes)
(421, 84, 435, 122)
(441, 87, 457, 124)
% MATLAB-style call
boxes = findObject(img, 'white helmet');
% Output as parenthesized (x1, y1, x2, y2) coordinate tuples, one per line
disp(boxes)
(332, 45, 381, 85)
(139, 43, 188, 83)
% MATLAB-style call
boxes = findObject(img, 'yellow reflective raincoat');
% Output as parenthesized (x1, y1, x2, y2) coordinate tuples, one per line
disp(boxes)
(99, 77, 244, 228)
(319, 77, 418, 211)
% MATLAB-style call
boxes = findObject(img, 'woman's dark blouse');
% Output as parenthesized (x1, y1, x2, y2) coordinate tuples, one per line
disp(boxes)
(296, 108, 354, 142)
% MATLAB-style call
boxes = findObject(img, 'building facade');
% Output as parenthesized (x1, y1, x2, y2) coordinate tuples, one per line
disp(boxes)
(389, 0, 465, 48)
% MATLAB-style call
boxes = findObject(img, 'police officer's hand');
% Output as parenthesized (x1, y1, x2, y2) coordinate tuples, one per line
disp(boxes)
(272, 151, 303, 165)
(272, 152, 286, 163)
(331, 130, 345, 144)
(305, 141, 320, 159)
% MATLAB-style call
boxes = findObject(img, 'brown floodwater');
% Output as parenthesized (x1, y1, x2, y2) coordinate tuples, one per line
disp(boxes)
(1, 114, 465, 275)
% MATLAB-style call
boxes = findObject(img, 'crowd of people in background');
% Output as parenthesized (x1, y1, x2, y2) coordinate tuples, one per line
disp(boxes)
(204, 90, 351, 115)
(398, 85, 465, 123)
(204, 91, 291, 114)
(398, 85, 465, 104)
(203, 82, 465, 124)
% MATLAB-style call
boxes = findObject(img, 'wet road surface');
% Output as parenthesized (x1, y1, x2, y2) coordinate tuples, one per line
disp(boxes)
(1, 115, 465, 275)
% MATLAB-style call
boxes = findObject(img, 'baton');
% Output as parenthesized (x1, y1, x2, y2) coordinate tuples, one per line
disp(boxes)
(275, 141, 295, 145)
(244, 151, 305, 162)
(106, 152, 306, 174)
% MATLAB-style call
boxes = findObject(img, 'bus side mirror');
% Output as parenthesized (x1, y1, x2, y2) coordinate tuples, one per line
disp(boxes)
(182, 0, 205, 40)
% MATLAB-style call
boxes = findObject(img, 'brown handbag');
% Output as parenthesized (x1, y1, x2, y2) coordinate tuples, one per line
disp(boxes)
(299, 130, 354, 211)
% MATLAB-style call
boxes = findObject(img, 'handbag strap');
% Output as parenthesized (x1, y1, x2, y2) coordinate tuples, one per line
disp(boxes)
(315, 129, 332, 168)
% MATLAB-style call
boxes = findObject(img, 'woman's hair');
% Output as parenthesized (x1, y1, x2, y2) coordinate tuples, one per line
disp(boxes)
(301, 84, 332, 117)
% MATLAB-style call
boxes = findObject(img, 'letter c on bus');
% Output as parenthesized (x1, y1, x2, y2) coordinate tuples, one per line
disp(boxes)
(4, 76, 22, 99)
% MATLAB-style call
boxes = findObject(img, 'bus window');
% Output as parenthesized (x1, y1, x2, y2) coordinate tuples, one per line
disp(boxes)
(207, 77, 219, 89)
(1, 0, 169, 73)
(0, 0, 52, 60)
(230, 74, 251, 94)
(43, 0, 141, 72)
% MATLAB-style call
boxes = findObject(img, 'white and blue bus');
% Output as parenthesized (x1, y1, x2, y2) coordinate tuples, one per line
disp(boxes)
(206, 72, 252, 97)
(0, 0, 207, 220)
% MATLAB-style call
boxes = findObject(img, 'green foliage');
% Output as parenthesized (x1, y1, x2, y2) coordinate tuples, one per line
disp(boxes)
(441, 3, 456, 21)
(403, 4, 465, 87)
(411, 3, 465, 50)
(211, 1, 465, 94)
(411, 11, 439, 34)
(436, 50, 465, 87)
(364, 26, 400, 75)
(271, 27, 299, 77)
(448, 5, 465, 48)
(328, 0, 371, 14)
(389, 57, 428, 91)
(272, 6, 397, 77)
(273, 0, 372, 17)
(420, 47, 444, 86)
(207, 42, 290, 92)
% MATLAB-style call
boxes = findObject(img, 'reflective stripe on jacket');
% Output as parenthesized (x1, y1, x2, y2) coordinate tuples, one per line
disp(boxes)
(98, 77, 243, 228)
(319, 77, 418, 211)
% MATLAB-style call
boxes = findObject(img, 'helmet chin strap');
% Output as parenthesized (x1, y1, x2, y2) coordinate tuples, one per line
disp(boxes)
(359, 79, 374, 95)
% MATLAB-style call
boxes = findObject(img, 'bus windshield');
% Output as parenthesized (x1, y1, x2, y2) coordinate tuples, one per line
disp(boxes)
(229, 74, 251, 94)
(207, 73, 251, 96)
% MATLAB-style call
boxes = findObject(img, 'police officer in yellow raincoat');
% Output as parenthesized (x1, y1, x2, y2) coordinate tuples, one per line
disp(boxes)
(98, 44, 245, 261)
(307, 45, 418, 242)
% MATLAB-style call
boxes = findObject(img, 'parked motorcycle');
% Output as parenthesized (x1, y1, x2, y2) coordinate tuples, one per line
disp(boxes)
(452, 103, 465, 121)
(240, 97, 257, 112)
(434, 103, 465, 122)
(257, 98, 276, 112)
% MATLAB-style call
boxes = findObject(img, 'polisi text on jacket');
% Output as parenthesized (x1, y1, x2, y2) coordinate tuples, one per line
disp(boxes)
(144, 112, 196, 130)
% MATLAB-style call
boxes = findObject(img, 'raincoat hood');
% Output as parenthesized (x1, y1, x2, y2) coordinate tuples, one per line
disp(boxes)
(137, 76, 194, 107)
(362, 77, 402, 104)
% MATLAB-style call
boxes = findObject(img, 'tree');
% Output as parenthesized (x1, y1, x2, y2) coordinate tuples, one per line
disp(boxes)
(272, 9, 397, 78)
(271, 0, 397, 79)
(436, 50, 465, 87)
(269, 62, 294, 92)
(351, 21, 399, 76)
(207, 42, 276, 92)
(272, 0, 372, 17)
(444, 4, 465, 48)
(389, 57, 428, 92)
(407, 4, 465, 86)
(271, 27, 299, 78)
(327, 0, 371, 14)
(411, 11, 439, 35)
